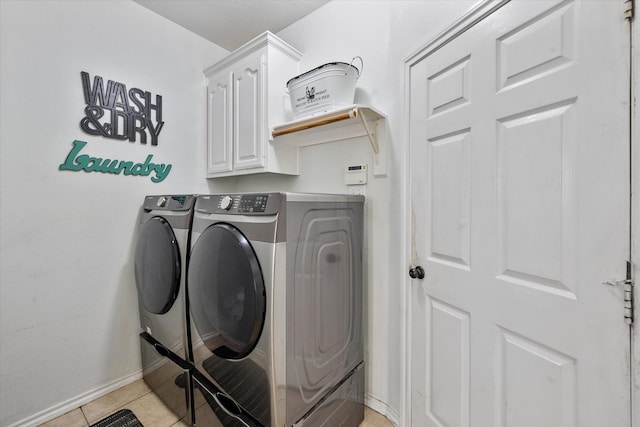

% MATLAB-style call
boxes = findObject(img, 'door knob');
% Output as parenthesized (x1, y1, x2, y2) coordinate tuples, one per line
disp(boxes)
(409, 266, 425, 280)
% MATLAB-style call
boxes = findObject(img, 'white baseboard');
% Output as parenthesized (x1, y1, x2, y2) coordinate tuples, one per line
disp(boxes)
(365, 393, 400, 426)
(8, 370, 142, 427)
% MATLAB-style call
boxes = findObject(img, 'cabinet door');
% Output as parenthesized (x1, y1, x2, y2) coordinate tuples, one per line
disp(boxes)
(207, 71, 233, 175)
(232, 51, 266, 171)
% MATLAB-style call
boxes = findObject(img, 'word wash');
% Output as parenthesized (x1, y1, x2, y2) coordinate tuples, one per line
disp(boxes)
(80, 71, 164, 145)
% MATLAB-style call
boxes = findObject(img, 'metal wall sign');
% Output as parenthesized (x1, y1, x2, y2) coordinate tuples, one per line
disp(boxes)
(58, 72, 172, 183)
(60, 140, 172, 183)
(80, 71, 164, 145)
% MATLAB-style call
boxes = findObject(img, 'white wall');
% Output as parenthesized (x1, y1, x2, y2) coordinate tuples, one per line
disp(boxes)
(0, 1, 478, 426)
(0, 1, 229, 426)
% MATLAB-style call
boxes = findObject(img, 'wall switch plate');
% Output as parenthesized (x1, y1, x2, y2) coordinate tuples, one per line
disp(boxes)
(345, 164, 367, 185)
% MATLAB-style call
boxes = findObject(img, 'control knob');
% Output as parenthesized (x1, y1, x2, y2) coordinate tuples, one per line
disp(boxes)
(157, 196, 168, 207)
(220, 195, 233, 210)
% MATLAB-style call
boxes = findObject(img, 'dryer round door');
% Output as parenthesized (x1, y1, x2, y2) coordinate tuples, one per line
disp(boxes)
(134, 216, 181, 314)
(188, 223, 266, 360)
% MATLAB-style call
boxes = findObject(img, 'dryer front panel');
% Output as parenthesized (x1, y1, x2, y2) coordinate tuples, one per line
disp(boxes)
(188, 223, 266, 360)
(135, 216, 181, 315)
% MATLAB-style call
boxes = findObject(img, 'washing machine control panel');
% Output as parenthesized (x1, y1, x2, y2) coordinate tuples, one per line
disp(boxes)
(198, 193, 282, 215)
(238, 194, 268, 213)
(143, 195, 194, 211)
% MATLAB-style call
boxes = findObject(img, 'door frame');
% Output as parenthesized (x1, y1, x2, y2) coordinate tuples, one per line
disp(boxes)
(400, 0, 637, 425)
(632, 3, 639, 425)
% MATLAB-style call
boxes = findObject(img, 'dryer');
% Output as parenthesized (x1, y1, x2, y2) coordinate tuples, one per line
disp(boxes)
(134, 194, 196, 426)
(187, 192, 365, 426)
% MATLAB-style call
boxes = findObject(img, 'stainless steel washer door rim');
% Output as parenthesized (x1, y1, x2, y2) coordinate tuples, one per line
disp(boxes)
(188, 222, 266, 360)
(135, 216, 181, 314)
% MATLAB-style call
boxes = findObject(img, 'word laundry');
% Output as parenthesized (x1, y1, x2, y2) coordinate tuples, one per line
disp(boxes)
(59, 140, 172, 183)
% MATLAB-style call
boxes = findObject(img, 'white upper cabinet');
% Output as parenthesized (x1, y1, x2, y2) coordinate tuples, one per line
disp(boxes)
(204, 32, 301, 178)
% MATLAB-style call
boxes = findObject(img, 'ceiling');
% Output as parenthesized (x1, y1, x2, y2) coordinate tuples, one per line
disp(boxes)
(134, 0, 331, 51)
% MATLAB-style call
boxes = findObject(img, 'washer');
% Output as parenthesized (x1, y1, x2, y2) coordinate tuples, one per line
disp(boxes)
(134, 194, 196, 426)
(187, 192, 365, 426)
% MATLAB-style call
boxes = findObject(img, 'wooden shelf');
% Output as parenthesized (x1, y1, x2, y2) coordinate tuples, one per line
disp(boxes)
(270, 104, 387, 176)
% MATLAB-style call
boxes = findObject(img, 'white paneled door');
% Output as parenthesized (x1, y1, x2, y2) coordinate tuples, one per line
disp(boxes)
(408, 1, 631, 426)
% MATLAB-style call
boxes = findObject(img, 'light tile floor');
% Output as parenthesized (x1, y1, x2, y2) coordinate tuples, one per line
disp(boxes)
(38, 379, 394, 427)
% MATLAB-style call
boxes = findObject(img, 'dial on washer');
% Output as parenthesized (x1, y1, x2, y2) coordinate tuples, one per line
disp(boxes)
(220, 195, 233, 210)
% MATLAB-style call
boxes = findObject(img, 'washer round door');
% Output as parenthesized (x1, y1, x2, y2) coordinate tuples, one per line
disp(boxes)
(135, 216, 181, 315)
(188, 223, 266, 360)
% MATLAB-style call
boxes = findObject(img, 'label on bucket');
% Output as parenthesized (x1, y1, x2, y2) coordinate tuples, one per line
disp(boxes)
(296, 86, 330, 110)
